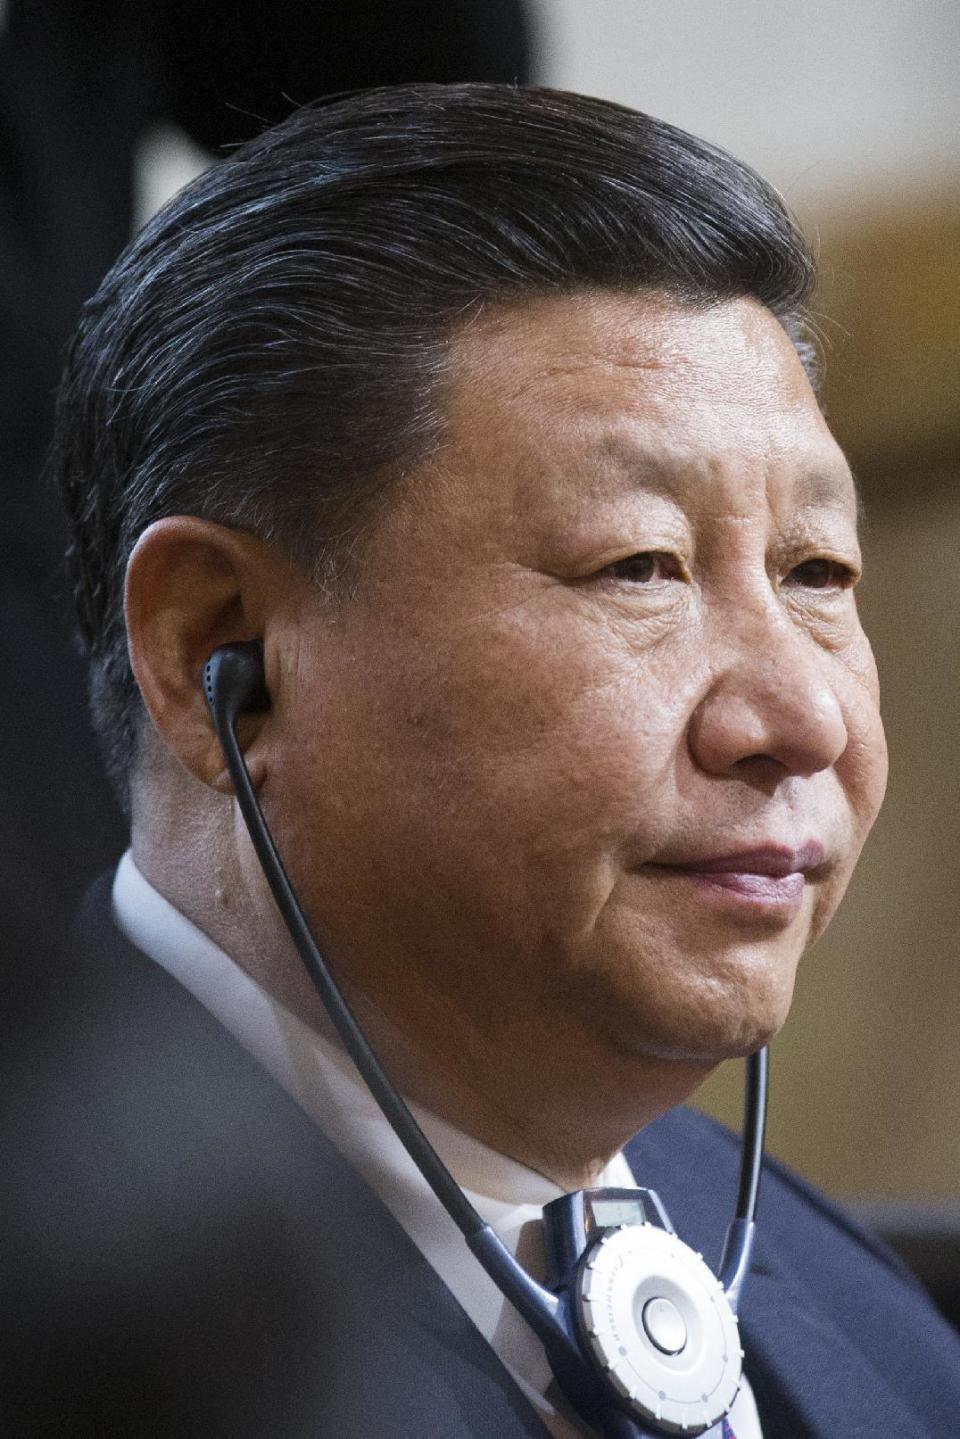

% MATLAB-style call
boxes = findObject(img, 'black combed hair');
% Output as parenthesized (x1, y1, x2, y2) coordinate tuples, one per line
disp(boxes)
(53, 82, 820, 808)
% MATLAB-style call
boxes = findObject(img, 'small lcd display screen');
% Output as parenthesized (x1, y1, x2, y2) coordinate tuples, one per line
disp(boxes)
(590, 1196, 646, 1229)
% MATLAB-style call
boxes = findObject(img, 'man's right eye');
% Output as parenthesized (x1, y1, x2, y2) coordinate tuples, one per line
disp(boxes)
(606, 552, 682, 583)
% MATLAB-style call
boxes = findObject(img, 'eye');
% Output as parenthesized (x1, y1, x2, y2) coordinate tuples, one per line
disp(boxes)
(785, 558, 857, 591)
(605, 551, 683, 584)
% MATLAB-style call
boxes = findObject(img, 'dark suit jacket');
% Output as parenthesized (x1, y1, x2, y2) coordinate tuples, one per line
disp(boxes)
(3, 876, 959, 1437)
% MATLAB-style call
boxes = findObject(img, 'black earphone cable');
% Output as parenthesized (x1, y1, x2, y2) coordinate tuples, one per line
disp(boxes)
(737, 1046, 768, 1222)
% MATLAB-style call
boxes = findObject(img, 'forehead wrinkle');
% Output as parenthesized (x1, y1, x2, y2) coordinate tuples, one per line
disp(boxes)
(470, 355, 671, 422)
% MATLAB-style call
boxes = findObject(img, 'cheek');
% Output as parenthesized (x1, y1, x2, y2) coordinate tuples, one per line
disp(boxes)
(803, 667, 887, 946)
(836, 650, 888, 841)
(295, 607, 698, 978)
(393, 610, 693, 860)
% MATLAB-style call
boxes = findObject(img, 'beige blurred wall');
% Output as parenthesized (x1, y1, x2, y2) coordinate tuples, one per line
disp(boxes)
(531, 0, 960, 211)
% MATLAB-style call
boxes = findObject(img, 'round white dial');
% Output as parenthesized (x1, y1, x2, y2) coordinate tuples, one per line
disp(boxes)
(576, 1223, 743, 1436)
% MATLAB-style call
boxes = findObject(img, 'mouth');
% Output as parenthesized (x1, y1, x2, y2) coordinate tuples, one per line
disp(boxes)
(642, 842, 827, 917)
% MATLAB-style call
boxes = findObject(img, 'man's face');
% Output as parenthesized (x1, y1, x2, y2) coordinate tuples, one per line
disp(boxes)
(270, 290, 887, 1069)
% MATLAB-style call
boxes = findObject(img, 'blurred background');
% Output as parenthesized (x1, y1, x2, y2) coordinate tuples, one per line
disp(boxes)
(2, 0, 957, 1321)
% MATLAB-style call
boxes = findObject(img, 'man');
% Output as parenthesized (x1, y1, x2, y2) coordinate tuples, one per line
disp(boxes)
(5, 85, 959, 1437)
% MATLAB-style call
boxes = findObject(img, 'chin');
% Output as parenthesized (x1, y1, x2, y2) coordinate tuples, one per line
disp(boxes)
(592, 946, 800, 1065)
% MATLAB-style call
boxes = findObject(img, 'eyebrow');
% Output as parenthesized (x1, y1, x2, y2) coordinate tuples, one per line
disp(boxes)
(792, 466, 864, 538)
(590, 436, 698, 493)
(594, 434, 863, 526)
(849, 467, 867, 531)
(792, 467, 859, 508)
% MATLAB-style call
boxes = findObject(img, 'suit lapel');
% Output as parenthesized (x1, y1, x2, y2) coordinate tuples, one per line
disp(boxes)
(739, 1261, 924, 1437)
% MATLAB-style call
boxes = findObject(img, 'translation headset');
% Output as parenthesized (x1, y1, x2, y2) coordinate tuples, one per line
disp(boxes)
(203, 640, 768, 1439)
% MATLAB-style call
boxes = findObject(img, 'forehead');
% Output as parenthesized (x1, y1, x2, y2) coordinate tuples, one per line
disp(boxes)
(441, 290, 857, 521)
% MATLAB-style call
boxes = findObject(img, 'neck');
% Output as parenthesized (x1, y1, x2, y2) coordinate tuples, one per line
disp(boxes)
(369, 993, 716, 1189)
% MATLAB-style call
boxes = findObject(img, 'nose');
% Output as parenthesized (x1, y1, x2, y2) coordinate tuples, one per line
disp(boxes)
(687, 609, 849, 784)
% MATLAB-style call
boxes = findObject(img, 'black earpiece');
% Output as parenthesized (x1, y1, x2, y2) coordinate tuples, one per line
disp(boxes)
(202, 641, 271, 729)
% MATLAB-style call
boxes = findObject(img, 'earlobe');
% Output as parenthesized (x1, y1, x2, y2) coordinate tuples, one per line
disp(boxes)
(124, 517, 275, 791)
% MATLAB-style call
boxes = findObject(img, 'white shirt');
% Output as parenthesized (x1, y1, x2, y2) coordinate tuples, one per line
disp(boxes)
(112, 852, 761, 1438)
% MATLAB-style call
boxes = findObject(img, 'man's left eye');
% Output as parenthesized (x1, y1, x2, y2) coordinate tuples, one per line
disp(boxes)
(785, 558, 856, 591)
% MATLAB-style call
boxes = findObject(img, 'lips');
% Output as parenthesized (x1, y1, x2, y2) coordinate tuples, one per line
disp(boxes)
(656, 842, 827, 879)
(643, 842, 826, 912)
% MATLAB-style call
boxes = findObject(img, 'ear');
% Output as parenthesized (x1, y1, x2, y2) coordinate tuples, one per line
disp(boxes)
(124, 517, 288, 792)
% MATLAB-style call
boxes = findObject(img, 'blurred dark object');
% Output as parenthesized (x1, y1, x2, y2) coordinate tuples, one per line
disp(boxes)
(160, 0, 532, 148)
(0, 0, 154, 960)
(0, 0, 530, 959)
(851, 1199, 960, 1333)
